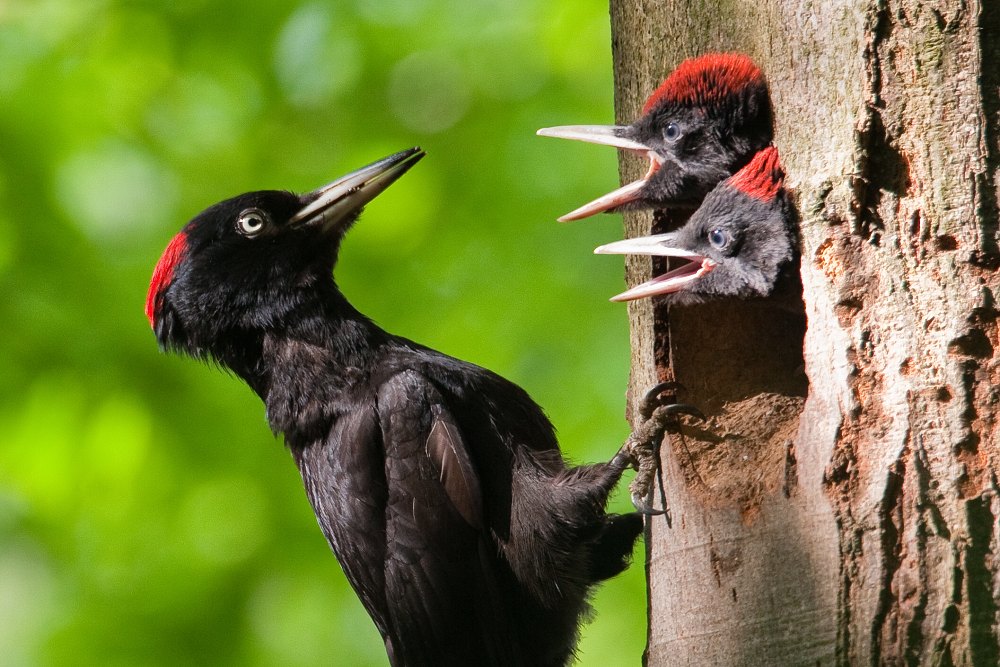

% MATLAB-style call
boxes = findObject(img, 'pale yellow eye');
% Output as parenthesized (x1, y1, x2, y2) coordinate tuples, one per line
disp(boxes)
(237, 209, 268, 236)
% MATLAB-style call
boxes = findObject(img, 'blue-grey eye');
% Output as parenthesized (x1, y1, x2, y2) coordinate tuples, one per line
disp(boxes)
(708, 228, 728, 249)
(663, 122, 681, 142)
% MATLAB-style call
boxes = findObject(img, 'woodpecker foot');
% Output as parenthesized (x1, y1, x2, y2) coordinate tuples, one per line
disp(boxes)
(622, 383, 704, 513)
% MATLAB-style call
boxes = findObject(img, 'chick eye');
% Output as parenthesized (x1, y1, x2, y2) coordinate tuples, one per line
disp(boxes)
(708, 228, 729, 249)
(663, 122, 681, 142)
(236, 209, 268, 237)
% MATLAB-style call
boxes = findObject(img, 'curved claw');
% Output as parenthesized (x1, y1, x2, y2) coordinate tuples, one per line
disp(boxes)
(640, 381, 688, 419)
(653, 403, 706, 423)
(631, 492, 666, 515)
(646, 380, 686, 397)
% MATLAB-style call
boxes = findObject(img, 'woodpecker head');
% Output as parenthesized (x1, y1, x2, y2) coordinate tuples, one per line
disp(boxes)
(537, 53, 772, 221)
(594, 146, 794, 303)
(145, 148, 424, 359)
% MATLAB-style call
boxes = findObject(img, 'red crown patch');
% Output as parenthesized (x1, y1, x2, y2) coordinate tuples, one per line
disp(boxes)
(726, 146, 783, 201)
(642, 53, 764, 115)
(146, 231, 188, 326)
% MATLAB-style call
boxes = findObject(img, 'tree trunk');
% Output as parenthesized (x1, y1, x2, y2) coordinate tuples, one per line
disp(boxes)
(609, 0, 1000, 664)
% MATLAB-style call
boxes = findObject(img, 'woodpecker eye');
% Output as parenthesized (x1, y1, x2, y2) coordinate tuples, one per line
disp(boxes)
(708, 228, 729, 249)
(663, 122, 681, 142)
(236, 209, 269, 237)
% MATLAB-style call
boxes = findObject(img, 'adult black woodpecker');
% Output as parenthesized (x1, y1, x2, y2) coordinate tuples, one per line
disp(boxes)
(594, 145, 796, 304)
(145, 148, 649, 667)
(537, 52, 772, 221)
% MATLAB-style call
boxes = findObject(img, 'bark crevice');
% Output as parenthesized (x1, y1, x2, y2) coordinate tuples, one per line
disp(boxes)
(965, 493, 999, 665)
(870, 455, 905, 660)
(973, 0, 1000, 265)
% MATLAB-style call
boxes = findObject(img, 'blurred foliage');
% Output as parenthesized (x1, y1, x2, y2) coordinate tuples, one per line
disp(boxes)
(0, 0, 646, 664)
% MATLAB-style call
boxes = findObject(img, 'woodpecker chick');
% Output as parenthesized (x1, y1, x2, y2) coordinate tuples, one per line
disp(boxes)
(537, 53, 772, 221)
(595, 145, 794, 303)
(146, 149, 647, 666)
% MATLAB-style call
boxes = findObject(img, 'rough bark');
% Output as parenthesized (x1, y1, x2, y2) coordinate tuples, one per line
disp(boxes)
(609, 0, 1000, 664)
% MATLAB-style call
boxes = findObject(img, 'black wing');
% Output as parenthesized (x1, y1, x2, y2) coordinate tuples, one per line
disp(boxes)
(293, 404, 394, 642)
(376, 369, 523, 666)
(295, 369, 524, 666)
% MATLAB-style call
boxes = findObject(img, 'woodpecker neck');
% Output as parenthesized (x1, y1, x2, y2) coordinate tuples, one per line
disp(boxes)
(230, 288, 389, 443)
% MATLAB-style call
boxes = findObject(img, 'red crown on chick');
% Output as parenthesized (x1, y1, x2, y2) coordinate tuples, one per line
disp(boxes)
(725, 146, 783, 202)
(642, 53, 765, 115)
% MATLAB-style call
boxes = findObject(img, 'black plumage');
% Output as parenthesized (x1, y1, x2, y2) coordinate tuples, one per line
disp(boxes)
(146, 149, 643, 666)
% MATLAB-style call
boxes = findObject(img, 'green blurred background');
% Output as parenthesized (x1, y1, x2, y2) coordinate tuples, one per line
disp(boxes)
(0, 0, 644, 664)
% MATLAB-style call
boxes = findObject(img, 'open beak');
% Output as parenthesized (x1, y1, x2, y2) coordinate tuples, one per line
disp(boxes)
(536, 125, 661, 222)
(595, 235, 716, 301)
(291, 147, 425, 230)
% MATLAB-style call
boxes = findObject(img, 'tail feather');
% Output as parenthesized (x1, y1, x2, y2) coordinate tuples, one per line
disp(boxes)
(588, 513, 644, 581)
